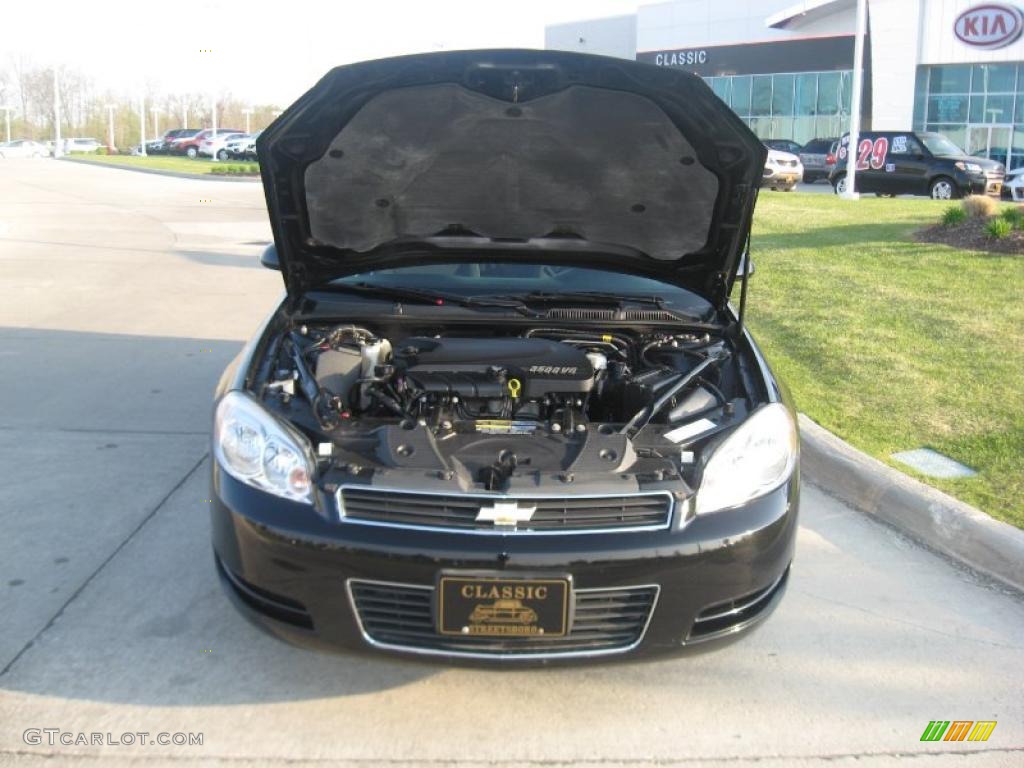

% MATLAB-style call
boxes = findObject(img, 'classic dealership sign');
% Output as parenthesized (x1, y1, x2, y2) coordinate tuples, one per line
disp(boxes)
(954, 3, 1024, 48)
(651, 49, 708, 67)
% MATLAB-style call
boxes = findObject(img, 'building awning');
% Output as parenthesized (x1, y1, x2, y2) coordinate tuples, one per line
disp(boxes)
(765, 0, 855, 30)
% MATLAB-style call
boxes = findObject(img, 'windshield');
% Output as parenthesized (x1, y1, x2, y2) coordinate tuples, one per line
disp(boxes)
(921, 133, 965, 157)
(803, 139, 832, 152)
(332, 263, 713, 313)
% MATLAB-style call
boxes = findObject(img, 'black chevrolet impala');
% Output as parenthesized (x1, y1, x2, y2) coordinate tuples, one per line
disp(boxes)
(211, 50, 799, 661)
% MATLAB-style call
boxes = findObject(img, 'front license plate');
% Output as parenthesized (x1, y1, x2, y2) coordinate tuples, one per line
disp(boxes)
(437, 574, 571, 637)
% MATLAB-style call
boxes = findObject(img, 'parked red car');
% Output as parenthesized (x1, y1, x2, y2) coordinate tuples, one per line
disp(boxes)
(169, 128, 244, 158)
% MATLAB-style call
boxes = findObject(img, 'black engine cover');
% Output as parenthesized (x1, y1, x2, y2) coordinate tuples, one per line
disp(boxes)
(393, 337, 594, 398)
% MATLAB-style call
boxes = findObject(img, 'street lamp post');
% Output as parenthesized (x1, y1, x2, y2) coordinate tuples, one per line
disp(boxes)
(182, 104, 188, 130)
(242, 108, 253, 134)
(840, 0, 868, 200)
(150, 107, 160, 140)
(139, 94, 147, 156)
(105, 104, 116, 150)
(210, 93, 218, 161)
(52, 68, 62, 158)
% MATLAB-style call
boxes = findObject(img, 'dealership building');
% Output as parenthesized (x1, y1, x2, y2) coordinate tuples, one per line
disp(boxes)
(546, 0, 1024, 168)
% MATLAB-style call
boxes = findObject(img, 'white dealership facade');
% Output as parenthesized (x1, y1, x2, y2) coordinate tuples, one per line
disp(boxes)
(546, 0, 1024, 168)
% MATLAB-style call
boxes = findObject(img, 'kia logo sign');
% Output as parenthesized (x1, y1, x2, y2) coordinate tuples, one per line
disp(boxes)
(954, 4, 1024, 48)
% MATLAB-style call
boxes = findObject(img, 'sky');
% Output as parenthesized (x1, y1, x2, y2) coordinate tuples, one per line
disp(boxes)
(3, 0, 640, 106)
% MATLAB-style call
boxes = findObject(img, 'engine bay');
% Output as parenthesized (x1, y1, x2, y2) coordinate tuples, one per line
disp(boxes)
(254, 317, 760, 497)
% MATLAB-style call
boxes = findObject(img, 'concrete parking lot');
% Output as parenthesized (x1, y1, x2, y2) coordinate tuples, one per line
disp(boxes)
(0, 159, 1021, 767)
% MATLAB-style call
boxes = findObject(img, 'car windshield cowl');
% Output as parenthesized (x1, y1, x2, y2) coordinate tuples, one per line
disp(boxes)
(324, 282, 540, 316)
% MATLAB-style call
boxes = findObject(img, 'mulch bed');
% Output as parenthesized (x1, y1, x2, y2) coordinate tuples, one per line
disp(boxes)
(916, 217, 1024, 255)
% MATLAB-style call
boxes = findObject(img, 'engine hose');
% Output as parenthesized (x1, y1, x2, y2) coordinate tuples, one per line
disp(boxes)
(525, 328, 631, 355)
(695, 378, 727, 407)
(287, 333, 322, 405)
(370, 385, 408, 418)
(641, 342, 710, 368)
(619, 353, 726, 436)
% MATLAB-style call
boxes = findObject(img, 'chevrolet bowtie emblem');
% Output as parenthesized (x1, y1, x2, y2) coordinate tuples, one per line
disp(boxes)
(476, 501, 537, 526)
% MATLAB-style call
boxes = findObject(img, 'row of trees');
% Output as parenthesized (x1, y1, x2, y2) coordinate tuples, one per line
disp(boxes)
(0, 59, 281, 148)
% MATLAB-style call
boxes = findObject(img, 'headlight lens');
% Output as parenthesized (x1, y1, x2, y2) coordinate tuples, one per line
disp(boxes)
(955, 161, 983, 173)
(213, 391, 314, 503)
(694, 403, 798, 515)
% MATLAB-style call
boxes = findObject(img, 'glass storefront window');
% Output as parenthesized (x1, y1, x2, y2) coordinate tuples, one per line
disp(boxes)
(927, 94, 968, 123)
(710, 77, 731, 105)
(700, 70, 852, 143)
(751, 75, 772, 116)
(795, 74, 817, 116)
(930, 65, 971, 93)
(731, 76, 752, 116)
(983, 94, 1014, 122)
(771, 74, 794, 117)
(839, 71, 853, 114)
(916, 62, 1024, 169)
(913, 68, 928, 125)
(792, 116, 817, 145)
(969, 94, 985, 123)
(972, 64, 1016, 93)
(817, 72, 841, 115)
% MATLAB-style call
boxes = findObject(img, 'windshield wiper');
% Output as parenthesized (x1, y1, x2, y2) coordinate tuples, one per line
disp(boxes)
(328, 283, 539, 316)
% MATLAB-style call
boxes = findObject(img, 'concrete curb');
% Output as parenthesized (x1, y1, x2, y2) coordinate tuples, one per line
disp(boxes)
(799, 413, 1024, 593)
(59, 156, 261, 182)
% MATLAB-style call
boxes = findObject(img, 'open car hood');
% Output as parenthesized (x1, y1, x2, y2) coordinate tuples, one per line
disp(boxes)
(257, 50, 765, 308)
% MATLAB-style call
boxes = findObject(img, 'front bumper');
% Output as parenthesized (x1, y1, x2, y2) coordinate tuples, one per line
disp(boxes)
(761, 168, 803, 188)
(962, 172, 1003, 196)
(1008, 177, 1024, 201)
(211, 463, 798, 662)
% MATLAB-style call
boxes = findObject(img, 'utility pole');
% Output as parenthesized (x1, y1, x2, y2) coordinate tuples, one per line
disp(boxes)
(210, 93, 218, 161)
(150, 106, 160, 139)
(840, 0, 868, 200)
(105, 104, 116, 149)
(1, 106, 10, 143)
(52, 68, 62, 158)
(242, 108, 253, 134)
(139, 94, 147, 156)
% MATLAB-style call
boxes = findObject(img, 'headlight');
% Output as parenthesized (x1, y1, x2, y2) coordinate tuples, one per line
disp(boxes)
(955, 161, 983, 173)
(694, 403, 798, 515)
(213, 391, 315, 503)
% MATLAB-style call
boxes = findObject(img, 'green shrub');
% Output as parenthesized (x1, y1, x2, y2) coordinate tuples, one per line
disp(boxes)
(962, 194, 998, 218)
(246, 163, 259, 174)
(984, 217, 1013, 239)
(95, 147, 108, 155)
(999, 206, 1024, 229)
(941, 205, 967, 227)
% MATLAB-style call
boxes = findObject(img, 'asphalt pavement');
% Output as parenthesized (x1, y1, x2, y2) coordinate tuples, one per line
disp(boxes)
(0, 159, 1020, 767)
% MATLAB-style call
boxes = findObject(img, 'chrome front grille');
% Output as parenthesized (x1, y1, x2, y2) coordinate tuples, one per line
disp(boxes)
(337, 487, 674, 534)
(347, 580, 660, 658)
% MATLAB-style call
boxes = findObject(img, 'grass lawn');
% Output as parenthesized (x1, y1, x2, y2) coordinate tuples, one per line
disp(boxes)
(749, 190, 1023, 528)
(66, 154, 257, 176)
